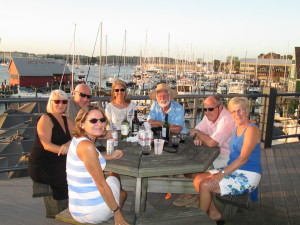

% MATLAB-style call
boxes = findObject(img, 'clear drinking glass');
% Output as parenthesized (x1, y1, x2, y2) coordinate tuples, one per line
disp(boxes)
(142, 145, 151, 155)
(171, 136, 180, 148)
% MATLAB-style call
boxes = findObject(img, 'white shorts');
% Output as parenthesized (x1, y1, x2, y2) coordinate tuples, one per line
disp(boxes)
(75, 176, 121, 224)
(209, 169, 261, 196)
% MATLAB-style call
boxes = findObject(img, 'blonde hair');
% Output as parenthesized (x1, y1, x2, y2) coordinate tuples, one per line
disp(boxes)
(46, 90, 68, 113)
(73, 104, 107, 138)
(110, 79, 130, 104)
(228, 97, 250, 114)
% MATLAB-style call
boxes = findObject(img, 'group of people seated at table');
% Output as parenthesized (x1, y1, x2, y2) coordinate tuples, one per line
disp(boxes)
(28, 79, 261, 224)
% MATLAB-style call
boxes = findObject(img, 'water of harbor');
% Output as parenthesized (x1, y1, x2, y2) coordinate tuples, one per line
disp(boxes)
(0, 64, 135, 88)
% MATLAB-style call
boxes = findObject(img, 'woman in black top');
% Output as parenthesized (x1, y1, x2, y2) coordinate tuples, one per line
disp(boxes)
(28, 90, 74, 200)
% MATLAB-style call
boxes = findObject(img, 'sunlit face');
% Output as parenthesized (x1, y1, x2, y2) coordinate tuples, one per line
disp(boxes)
(203, 97, 222, 123)
(52, 97, 68, 114)
(230, 104, 248, 125)
(113, 84, 126, 101)
(156, 90, 171, 107)
(73, 85, 92, 108)
(82, 110, 106, 138)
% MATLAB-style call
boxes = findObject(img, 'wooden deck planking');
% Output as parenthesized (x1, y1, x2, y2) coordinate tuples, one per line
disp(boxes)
(276, 143, 300, 225)
(1, 142, 300, 225)
(230, 143, 300, 225)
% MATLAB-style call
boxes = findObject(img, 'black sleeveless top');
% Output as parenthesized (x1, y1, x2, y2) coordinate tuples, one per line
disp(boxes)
(28, 113, 71, 200)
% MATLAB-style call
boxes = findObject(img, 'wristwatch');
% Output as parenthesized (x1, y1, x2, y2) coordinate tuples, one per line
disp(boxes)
(221, 170, 226, 175)
(194, 129, 199, 138)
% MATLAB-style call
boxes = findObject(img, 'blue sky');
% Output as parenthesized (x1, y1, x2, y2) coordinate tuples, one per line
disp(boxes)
(1, 0, 299, 60)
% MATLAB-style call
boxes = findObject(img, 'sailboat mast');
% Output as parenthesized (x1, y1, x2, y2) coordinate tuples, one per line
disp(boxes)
(105, 35, 108, 66)
(124, 30, 126, 68)
(98, 22, 103, 93)
(71, 24, 76, 91)
(283, 42, 289, 89)
(168, 33, 170, 75)
(255, 54, 258, 81)
(244, 50, 247, 80)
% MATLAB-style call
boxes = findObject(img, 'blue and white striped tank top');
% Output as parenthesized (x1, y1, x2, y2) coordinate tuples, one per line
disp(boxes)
(66, 137, 106, 218)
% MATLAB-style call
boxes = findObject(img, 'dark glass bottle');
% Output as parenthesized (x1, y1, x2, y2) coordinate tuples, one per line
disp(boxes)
(131, 110, 139, 136)
(161, 114, 170, 141)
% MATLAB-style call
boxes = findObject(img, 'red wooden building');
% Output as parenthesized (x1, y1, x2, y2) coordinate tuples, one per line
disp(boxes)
(8, 57, 72, 87)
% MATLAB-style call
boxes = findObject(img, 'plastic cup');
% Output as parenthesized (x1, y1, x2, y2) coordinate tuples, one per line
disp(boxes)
(154, 139, 164, 155)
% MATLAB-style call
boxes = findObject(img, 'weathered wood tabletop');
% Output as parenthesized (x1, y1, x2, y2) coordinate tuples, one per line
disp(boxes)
(105, 137, 220, 213)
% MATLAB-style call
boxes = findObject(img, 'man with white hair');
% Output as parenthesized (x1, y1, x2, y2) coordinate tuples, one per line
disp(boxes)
(147, 83, 187, 134)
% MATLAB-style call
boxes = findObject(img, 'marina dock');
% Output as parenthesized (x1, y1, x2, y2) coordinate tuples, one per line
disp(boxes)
(0, 142, 299, 225)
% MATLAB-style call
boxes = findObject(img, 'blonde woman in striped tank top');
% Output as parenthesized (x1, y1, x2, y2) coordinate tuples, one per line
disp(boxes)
(66, 105, 128, 224)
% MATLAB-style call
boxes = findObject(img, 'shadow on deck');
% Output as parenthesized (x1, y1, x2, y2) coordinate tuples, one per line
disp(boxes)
(0, 142, 299, 225)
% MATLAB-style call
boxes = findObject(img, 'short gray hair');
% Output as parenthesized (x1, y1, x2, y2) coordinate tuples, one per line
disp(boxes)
(228, 97, 250, 114)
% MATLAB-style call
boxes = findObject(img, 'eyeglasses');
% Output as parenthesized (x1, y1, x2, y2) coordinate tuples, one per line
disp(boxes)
(52, 100, 68, 104)
(76, 91, 92, 99)
(230, 108, 246, 114)
(203, 105, 219, 112)
(88, 118, 107, 124)
(114, 89, 125, 92)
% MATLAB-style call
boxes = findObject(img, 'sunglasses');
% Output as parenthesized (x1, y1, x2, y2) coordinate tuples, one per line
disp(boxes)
(203, 105, 219, 112)
(53, 100, 68, 104)
(114, 89, 125, 92)
(88, 118, 107, 124)
(77, 91, 92, 99)
(231, 108, 246, 115)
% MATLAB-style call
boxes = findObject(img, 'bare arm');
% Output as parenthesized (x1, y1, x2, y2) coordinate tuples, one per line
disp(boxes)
(147, 120, 163, 127)
(38, 114, 69, 155)
(102, 149, 123, 160)
(170, 124, 182, 134)
(77, 141, 128, 224)
(222, 125, 260, 174)
(148, 120, 182, 134)
(207, 126, 260, 188)
(190, 128, 219, 147)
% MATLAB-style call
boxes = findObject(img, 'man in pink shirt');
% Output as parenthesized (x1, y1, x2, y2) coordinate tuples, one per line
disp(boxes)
(190, 95, 235, 168)
(173, 95, 235, 208)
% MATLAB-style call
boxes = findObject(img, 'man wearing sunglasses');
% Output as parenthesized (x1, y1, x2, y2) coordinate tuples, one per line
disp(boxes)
(190, 95, 235, 168)
(66, 84, 92, 123)
(173, 95, 235, 208)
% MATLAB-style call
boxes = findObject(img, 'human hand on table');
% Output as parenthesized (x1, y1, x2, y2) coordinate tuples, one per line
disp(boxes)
(194, 138, 202, 146)
(170, 124, 182, 134)
(111, 150, 123, 160)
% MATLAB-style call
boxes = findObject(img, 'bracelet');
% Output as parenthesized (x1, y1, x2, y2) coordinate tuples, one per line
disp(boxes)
(112, 206, 119, 213)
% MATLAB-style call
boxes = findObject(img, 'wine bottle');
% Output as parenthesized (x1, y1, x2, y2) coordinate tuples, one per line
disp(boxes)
(121, 111, 130, 140)
(161, 114, 170, 141)
(131, 110, 139, 136)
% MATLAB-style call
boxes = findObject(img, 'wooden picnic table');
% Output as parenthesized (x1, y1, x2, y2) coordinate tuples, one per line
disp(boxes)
(104, 137, 220, 214)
